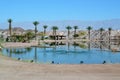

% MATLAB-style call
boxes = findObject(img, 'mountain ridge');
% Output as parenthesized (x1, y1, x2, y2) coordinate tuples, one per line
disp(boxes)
(0, 19, 120, 31)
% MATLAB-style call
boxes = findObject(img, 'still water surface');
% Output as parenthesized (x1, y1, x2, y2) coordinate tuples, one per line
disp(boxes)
(2, 41, 120, 64)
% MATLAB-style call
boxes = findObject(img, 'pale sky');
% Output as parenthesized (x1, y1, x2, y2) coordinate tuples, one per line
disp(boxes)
(0, 0, 120, 22)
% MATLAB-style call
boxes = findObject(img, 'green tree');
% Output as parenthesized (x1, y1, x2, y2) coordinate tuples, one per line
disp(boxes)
(66, 26, 72, 38)
(25, 31, 34, 42)
(108, 27, 112, 49)
(73, 26, 78, 39)
(108, 27, 112, 41)
(43, 25, 48, 35)
(52, 26, 58, 40)
(33, 21, 39, 40)
(86, 26, 92, 40)
(8, 19, 12, 37)
(99, 28, 104, 40)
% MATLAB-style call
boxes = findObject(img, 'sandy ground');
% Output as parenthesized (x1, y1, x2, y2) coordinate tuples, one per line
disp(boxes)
(1, 40, 88, 48)
(0, 54, 120, 80)
(1, 42, 120, 80)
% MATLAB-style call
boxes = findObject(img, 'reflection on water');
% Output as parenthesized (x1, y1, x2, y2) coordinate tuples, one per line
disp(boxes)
(5, 47, 33, 57)
(2, 41, 120, 64)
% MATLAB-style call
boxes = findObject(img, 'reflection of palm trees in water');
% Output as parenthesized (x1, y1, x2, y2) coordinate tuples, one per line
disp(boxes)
(88, 41, 120, 51)
(43, 47, 47, 57)
(73, 42, 77, 52)
(88, 42, 91, 50)
(53, 42, 57, 53)
(34, 46, 37, 62)
(25, 47, 32, 53)
(6, 48, 9, 56)
(67, 42, 70, 53)
(9, 48, 12, 57)
(108, 41, 111, 50)
(7, 48, 14, 57)
(73, 42, 80, 53)
(7, 47, 32, 58)
(100, 41, 103, 50)
(99, 41, 108, 51)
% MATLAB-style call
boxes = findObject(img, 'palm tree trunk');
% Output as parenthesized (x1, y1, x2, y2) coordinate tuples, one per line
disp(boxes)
(53, 30, 54, 36)
(88, 30, 90, 40)
(108, 31, 111, 49)
(44, 29, 46, 35)
(109, 31, 111, 41)
(100, 31, 102, 40)
(74, 29, 76, 39)
(55, 30, 56, 41)
(35, 26, 37, 40)
(9, 23, 12, 36)
(68, 30, 70, 39)
(53, 30, 55, 40)
(74, 29, 76, 35)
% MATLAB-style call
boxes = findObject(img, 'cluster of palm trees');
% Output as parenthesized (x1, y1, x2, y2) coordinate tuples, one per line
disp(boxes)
(7, 18, 112, 42)
(99, 27, 112, 40)
(7, 19, 40, 41)
(86, 26, 112, 41)
(51, 26, 79, 39)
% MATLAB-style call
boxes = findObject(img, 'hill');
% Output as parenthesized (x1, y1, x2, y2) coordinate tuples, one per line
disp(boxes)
(0, 19, 120, 31)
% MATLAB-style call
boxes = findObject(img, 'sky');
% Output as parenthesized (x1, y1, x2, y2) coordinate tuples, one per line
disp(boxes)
(0, 0, 120, 22)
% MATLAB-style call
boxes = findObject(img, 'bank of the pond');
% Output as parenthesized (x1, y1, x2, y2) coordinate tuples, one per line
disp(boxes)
(1, 39, 88, 48)
(1, 42, 37, 48)
(0, 53, 120, 80)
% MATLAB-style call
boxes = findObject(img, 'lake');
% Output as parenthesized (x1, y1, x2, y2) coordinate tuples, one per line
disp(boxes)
(2, 41, 120, 64)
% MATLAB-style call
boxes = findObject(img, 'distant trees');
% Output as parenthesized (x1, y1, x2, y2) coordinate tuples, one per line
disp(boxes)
(4, 18, 115, 42)
(8, 19, 12, 37)
(73, 26, 78, 35)
(33, 21, 39, 40)
(43, 25, 48, 35)
(108, 27, 112, 41)
(73, 26, 79, 39)
(25, 31, 34, 42)
(52, 26, 58, 36)
(66, 26, 72, 39)
(52, 26, 58, 40)
(99, 28, 104, 40)
(86, 26, 92, 40)
(10, 31, 34, 42)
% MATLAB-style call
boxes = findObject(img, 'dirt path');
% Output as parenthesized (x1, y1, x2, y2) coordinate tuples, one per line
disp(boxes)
(0, 54, 120, 80)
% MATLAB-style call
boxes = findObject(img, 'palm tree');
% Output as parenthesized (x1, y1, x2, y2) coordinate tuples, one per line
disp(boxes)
(8, 19, 12, 37)
(108, 27, 112, 41)
(43, 25, 48, 35)
(33, 21, 39, 40)
(73, 26, 78, 39)
(66, 26, 72, 39)
(87, 26, 92, 40)
(108, 27, 112, 49)
(52, 26, 58, 40)
(99, 28, 104, 40)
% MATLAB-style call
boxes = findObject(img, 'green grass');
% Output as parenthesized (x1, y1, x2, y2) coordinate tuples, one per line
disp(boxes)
(0, 38, 5, 43)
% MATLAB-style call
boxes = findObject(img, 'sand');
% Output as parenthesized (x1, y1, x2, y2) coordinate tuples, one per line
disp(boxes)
(1, 42, 120, 80)
(1, 39, 87, 48)
(0, 55, 120, 80)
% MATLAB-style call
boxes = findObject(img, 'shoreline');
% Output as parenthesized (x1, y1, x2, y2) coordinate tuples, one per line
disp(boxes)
(0, 54, 120, 80)
(1, 41, 120, 80)
(1, 39, 116, 48)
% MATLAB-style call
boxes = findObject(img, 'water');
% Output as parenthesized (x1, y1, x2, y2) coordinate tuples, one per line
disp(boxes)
(2, 41, 120, 64)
